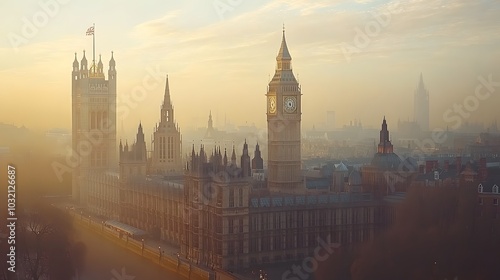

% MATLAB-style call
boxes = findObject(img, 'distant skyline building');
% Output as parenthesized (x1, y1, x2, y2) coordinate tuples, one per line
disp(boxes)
(71, 50, 117, 204)
(414, 73, 430, 132)
(205, 110, 215, 139)
(362, 117, 415, 196)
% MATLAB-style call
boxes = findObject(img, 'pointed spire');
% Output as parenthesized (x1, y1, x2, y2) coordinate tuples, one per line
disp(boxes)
(109, 51, 115, 67)
(276, 26, 291, 61)
(231, 144, 236, 165)
(97, 54, 103, 74)
(243, 138, 248, 152)
(163, 75, 171, 107)
(417, 72, 426, 92)
(208, 111, 213, 129)
(73, 53, 79, 67)
(81, 50, 87, 65)
(137, 121, 144, 140)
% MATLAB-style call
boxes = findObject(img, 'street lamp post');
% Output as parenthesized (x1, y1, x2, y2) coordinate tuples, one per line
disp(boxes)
(158, 246, 162, 263)
(88, 215, 91, 225)
(141, 239, 145, 255)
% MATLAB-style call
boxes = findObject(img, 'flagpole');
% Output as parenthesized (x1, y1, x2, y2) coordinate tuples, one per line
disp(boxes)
(92, 23, 95, 74)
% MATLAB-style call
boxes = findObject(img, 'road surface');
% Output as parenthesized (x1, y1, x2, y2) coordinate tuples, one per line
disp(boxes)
(74, 221, 185, 280)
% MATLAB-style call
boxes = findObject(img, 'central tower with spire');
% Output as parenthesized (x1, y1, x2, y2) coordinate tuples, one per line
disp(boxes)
(266, 28, 303, 193)
(150, 76, 183, 175)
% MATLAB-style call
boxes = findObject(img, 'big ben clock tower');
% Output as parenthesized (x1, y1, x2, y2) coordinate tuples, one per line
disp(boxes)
(267, 28, 302, 193)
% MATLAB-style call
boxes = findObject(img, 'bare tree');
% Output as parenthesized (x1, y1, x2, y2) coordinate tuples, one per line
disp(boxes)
(15, 202, 86, 280)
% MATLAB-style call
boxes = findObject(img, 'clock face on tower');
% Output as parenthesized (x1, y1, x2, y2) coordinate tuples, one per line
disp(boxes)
(268, 96, 277, 114)
(283, 96, 297, 113)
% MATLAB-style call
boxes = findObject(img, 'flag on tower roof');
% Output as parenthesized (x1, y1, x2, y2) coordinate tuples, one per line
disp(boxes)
(86, 26, 94, 36)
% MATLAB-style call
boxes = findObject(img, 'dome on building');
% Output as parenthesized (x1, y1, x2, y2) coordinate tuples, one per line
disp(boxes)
(348, 170, 362, 186)
(370, 152, 402, 171)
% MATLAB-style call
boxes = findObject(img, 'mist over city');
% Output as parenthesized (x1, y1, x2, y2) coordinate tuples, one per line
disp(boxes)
(1, 1, 500, 280)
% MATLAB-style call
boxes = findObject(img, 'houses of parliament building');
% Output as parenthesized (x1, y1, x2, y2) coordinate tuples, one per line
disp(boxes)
(72, 30, 405, 270)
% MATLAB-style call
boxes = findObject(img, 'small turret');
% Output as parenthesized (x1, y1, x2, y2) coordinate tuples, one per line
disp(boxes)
(252, 142, 264, 170)
(223, 148, 228, 167)
(240, 139, 251, 177)
(97, 54, 103, 74)
(80, 50, 88, 78)
(108, 51, 116, 85)
(109, 51, 115, 68)
(73, 53, 79, 71)
(231, 145, 237, 166)
(72, 53, 80, 83)
(81, 50, 87, 69)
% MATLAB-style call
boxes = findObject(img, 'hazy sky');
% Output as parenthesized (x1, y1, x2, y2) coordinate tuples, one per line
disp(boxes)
(1, 0, 499, 138)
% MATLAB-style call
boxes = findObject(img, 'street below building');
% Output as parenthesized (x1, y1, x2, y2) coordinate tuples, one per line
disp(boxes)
(73, 219, 185, 280)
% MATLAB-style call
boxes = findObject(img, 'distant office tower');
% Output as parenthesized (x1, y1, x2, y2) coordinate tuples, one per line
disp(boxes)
(414, 73, 430, 131)
(266, 29, 302, 193)
(326, 111, 336, 131)
(71, 51, 117, 205)
(150, 76, 183, 175)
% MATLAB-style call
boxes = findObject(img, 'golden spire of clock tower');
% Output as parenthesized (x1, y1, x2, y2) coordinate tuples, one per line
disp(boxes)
(276, 26, 292, 70)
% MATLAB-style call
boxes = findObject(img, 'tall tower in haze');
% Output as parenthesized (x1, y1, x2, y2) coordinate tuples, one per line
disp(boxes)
(414, 73, 429, 131)
(266, 29, 302, 193)
(378, 117, 394, 154)
(71, 51, 117, 204)
(150, 76, 183, 175)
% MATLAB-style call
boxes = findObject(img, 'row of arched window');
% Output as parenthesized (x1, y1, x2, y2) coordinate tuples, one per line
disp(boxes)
(90, 111, 109, 130)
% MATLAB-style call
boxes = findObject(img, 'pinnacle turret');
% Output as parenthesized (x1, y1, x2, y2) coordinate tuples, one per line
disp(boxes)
(81, 50, 87, 69)
(109, 51, 115, 68)
(73, 53, 79, 68)
(231, 145, 236, 165)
